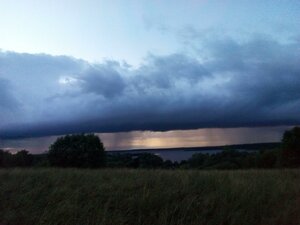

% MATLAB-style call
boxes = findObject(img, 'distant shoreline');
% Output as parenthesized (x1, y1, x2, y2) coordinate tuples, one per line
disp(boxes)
(107, 142, 280, 153)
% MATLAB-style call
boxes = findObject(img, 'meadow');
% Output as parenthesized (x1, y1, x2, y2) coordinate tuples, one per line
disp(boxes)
(0, 169, 300, 225)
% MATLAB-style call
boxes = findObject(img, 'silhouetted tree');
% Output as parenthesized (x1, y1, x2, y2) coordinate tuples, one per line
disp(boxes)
(0, 149, 17, 167)
(0, 149, 33, 167)
(48, 134, 105, 168)
(14, 150, 33, 167)
(0, 149, 4, 166)
(281, 127, 300, 167)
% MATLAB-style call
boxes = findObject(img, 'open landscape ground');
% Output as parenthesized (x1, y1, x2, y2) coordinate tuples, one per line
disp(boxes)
(1, 169, 300, 225)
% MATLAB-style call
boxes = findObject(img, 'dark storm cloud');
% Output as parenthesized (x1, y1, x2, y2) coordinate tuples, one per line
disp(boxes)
(79, 62, 126, 98)
(205, 37, 300, 118)
(0, 35, 300, 139)
(134, 54, 210, 89)
(0, 78, 18, 109)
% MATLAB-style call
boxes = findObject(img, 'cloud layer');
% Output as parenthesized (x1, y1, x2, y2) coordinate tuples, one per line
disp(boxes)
(0, 35, 299, 139)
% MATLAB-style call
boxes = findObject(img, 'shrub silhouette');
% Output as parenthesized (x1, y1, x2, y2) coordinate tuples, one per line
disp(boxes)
(135, 153, 164, 168)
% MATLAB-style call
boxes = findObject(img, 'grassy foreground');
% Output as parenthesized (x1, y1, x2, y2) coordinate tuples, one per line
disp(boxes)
(0, 169, 300, 225)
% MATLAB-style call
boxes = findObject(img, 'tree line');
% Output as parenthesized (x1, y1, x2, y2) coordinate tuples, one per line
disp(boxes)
(1, 127, 300, 169)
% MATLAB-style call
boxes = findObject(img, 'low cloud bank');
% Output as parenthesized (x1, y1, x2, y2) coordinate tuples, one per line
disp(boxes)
(0, 35, 300, 139)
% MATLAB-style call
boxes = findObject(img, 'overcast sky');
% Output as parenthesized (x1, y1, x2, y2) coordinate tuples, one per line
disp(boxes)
(0, 0, 299, 152)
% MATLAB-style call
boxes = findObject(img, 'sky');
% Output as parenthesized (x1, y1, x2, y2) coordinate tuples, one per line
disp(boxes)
(0, 0, 300, 152)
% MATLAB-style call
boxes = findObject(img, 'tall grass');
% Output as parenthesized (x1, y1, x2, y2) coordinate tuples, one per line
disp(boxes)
(0, 169, 300, 225)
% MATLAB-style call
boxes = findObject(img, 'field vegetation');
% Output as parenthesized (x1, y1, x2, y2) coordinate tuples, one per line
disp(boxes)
(1, 169, 300, 225)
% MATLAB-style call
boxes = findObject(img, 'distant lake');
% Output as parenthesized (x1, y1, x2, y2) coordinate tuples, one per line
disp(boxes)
(108, 149, 249, 162)
(108, 143, 280, 162)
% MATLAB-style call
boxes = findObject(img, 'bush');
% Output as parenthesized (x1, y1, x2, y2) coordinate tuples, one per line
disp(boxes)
(187, 153, 209, 169)
(48, 134, 105, 168)
(106, 153, 135, 168)
(135, 153, 164, 168)
(256, 150, 279, 168)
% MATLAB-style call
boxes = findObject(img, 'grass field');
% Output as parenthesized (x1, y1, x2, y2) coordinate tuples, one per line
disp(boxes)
(0, 169, 300, 225)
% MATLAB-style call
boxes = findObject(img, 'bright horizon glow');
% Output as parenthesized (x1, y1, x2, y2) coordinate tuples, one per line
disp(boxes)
(0, 126, 291, 154)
